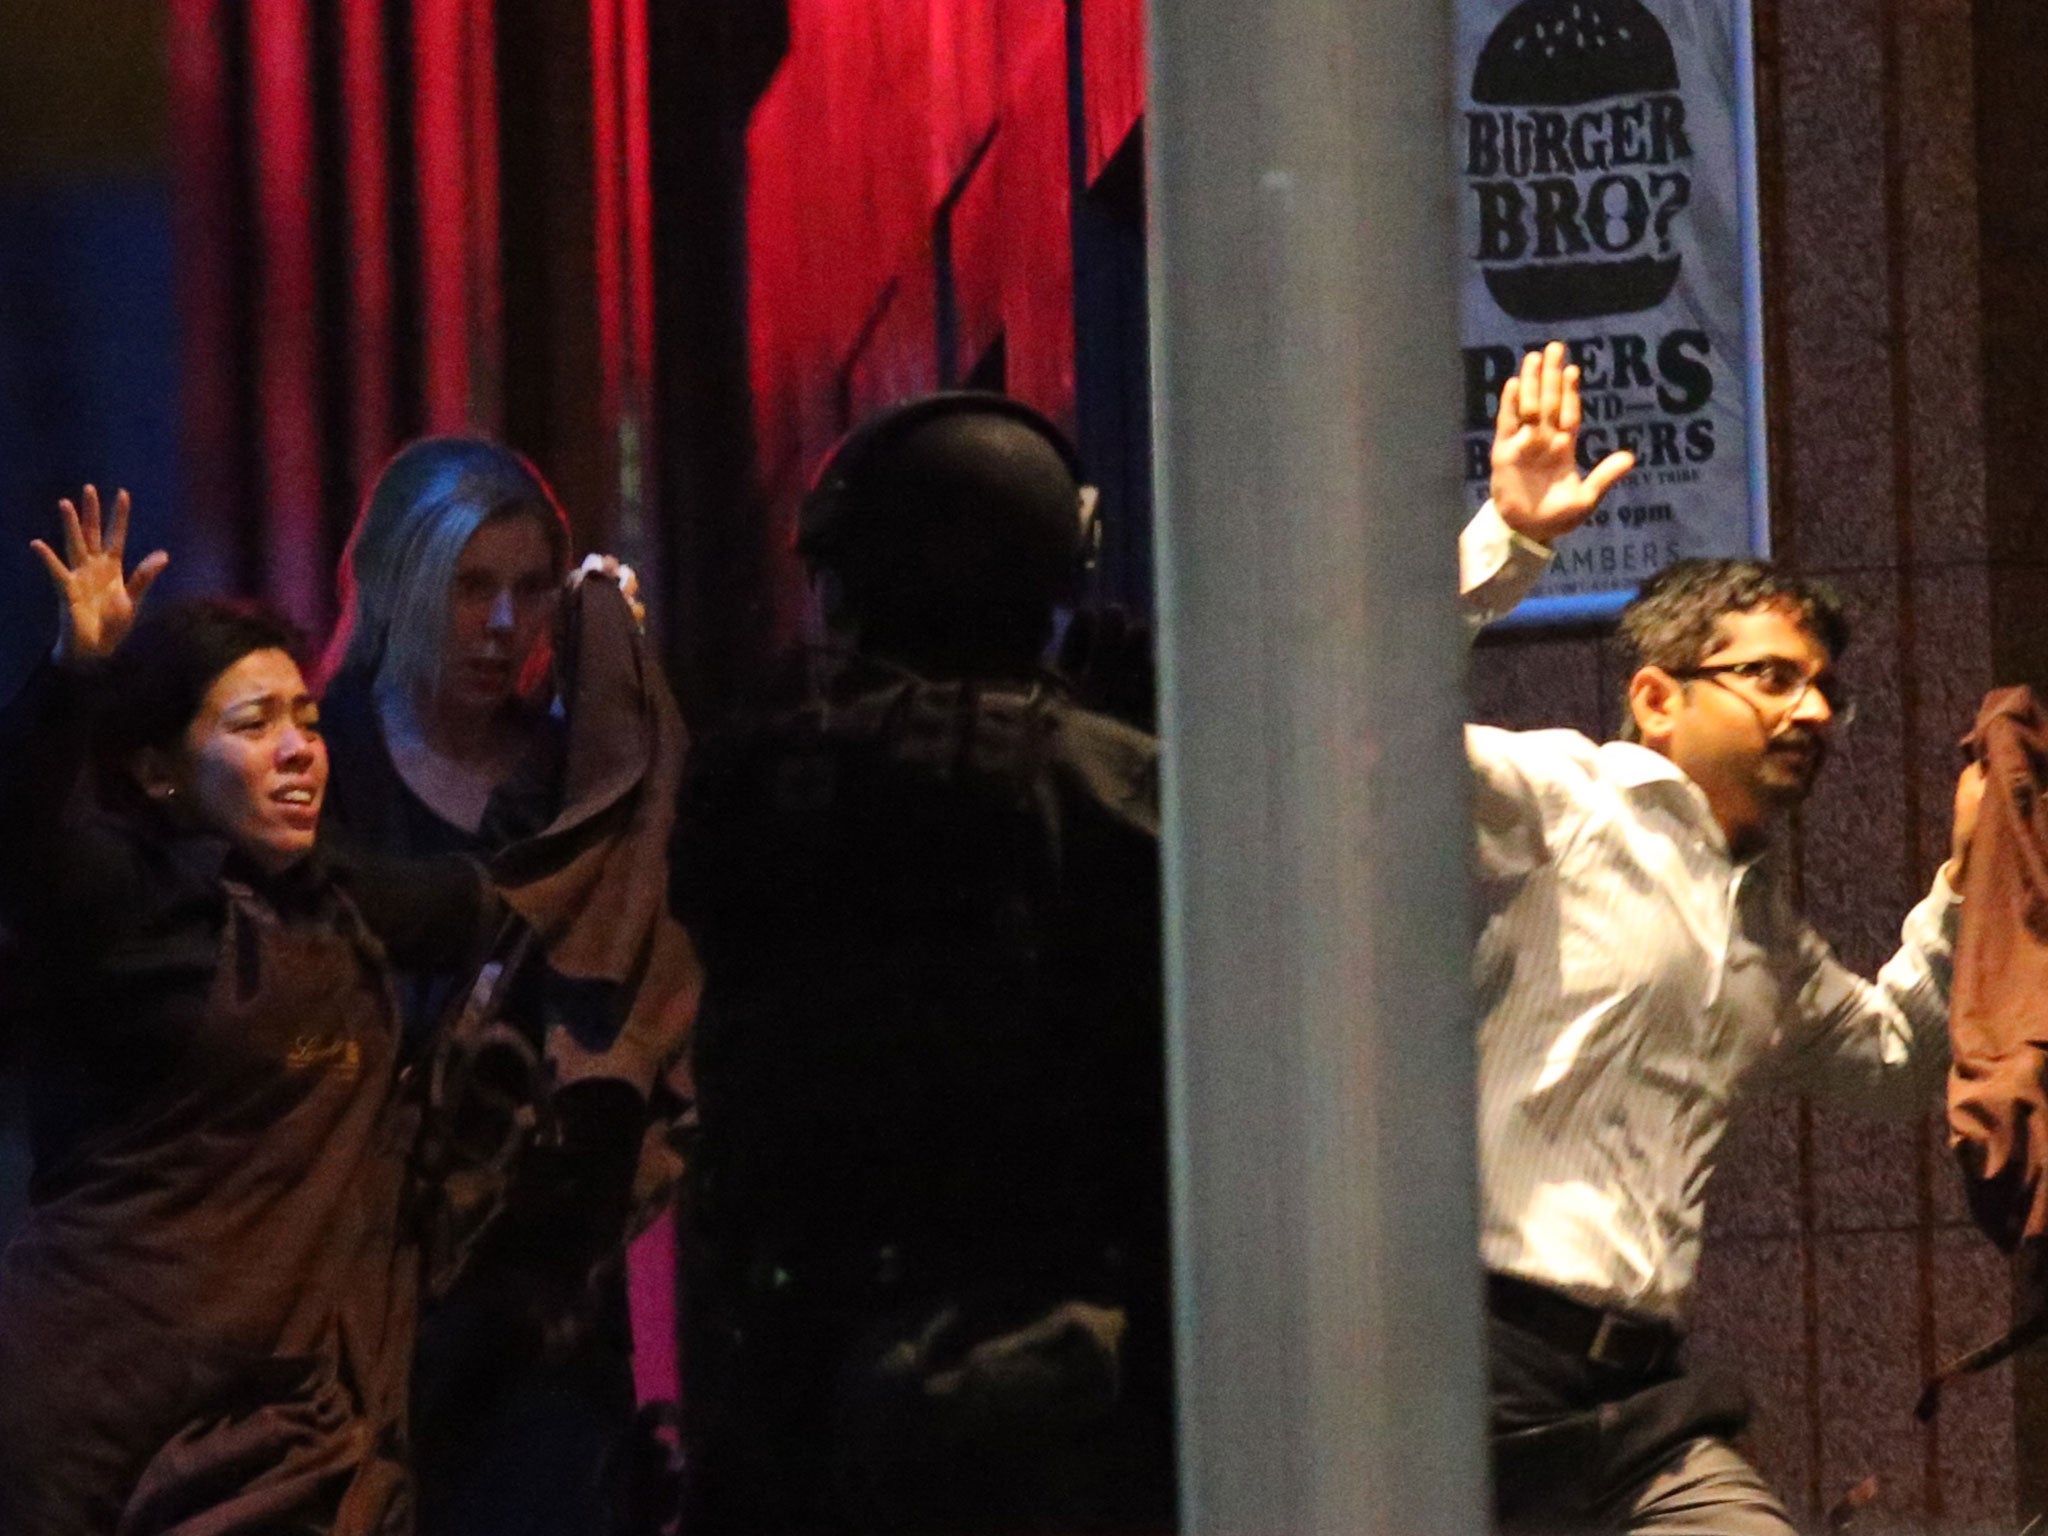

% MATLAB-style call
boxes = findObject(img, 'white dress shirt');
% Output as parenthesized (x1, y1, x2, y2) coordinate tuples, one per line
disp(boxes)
(1459, 503, 1959, 1321)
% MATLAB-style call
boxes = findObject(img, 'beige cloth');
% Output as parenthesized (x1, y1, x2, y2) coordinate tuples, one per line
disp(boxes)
(1605, 1439, 1796, 1536)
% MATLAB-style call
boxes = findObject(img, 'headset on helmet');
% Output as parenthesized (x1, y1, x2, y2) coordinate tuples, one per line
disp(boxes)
(796, 391, 1096, 579)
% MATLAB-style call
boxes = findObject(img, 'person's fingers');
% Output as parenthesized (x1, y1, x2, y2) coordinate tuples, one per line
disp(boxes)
(1581, 450, 1637, 505)
(615, 562, 639, 599)
(1538, 342, 1566, 428)
(1558, 365, 1583, 437)
(107, 488, 132, 561)
(1517, 349, 1543, 420)
(79, 485, 102, 553)
(127, 549, 170, 603)
(56, 498, 85, 567)
(29, 539, 70, 589)
(1496, 376, 1523, 440)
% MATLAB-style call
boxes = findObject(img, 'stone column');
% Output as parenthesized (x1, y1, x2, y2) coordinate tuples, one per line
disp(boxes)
(1145, 3, 1488, 1532)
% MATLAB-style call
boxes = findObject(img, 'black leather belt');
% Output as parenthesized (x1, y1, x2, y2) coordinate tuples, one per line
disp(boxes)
(1486, 1272, 1682, 1379)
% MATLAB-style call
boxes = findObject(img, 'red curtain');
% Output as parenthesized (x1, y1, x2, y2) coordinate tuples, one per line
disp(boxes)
(163, 0, 656, 635)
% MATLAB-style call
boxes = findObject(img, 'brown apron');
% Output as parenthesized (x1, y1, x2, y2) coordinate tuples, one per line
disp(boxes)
(0, 878, 422, 1535)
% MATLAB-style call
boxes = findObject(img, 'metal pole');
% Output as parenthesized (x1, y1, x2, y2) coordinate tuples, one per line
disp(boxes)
(1144, 3, 1487, 1533)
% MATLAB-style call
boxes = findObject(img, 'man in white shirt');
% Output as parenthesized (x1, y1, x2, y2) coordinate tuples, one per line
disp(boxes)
(1467, 344, 1982, 1534)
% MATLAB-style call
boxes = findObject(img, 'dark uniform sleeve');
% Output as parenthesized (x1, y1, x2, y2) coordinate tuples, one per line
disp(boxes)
(325, 834, 503, 975)
(0, 660, 145, 946)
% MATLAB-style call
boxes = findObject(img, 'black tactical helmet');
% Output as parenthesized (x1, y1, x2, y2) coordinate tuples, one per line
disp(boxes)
(797, 392, 1093, 669)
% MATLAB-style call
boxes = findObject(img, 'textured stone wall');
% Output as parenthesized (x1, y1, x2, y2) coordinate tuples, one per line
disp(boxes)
(1468, 0, 2028, 1526)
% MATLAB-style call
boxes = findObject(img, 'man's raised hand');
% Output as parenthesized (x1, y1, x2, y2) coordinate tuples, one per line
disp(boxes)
(1490, 342, 1637, 547)
(30, 485, 169, 665)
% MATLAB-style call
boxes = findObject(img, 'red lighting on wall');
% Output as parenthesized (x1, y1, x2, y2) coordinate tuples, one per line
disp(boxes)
(247, 0, 326, 627)
(1082, 0, 1145, 184)
(166, 0, 239, 597)
(412, 0, 501, 434)
(467, 0, 504, 432)
(622, 0, 656, 426)
(340, 0, 394, 489)
(591, 0, 624, 449)
(589, 0, 659, 579)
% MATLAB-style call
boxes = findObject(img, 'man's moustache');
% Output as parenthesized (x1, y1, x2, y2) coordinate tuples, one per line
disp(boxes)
(1768, 730, 1826, 762)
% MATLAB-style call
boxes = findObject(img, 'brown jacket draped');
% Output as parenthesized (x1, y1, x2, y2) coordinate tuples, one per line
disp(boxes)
(1950, 685, 2048, 1250)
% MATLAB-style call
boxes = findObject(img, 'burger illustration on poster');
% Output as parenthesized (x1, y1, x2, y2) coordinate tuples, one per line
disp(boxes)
(1467, 0, 1691, 323)
(1458, 0, 1760, 614)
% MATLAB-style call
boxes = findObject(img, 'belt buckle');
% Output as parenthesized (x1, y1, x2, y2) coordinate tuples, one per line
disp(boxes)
(1587, 1311, 1637, 1372)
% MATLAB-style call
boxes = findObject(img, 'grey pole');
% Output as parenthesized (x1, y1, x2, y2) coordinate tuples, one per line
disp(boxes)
(1144, 4, 1487, 1534)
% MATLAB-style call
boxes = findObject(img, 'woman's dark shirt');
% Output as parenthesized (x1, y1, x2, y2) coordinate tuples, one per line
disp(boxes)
(319, 672, 566, 1042)
(319, 669, 558, 862)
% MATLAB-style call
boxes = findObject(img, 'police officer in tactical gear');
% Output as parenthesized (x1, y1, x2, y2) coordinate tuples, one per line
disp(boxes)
(671, 393, 1175, 1535)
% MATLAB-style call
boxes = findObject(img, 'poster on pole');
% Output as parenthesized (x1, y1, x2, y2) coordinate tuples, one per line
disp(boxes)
(1455, 0, 1769, 625)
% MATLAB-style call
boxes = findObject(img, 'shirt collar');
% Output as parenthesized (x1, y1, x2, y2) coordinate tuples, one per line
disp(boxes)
(161, 825, 331, 905)
(1598, 739, 1692, 793)
(1595, 739, 1772, 869)
(161, 827, 234, 885)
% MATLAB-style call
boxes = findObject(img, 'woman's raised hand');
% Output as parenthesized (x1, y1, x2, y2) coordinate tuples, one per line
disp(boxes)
(30, 485, 169, 664)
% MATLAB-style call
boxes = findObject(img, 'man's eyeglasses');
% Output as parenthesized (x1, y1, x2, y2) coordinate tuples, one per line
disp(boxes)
(1670, 657, 1857, 730)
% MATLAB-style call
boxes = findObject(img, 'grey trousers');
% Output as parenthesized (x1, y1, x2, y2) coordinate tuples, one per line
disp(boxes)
(1607, 1437, 1798, 1536)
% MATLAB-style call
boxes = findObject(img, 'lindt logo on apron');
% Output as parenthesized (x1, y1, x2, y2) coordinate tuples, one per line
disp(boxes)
(1455, 0, 1771, 622)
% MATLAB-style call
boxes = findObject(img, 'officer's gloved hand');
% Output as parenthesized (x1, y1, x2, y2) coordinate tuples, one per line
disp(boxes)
(831, 1297, 1131, 1532)
(912, 1299, 1126, 1428)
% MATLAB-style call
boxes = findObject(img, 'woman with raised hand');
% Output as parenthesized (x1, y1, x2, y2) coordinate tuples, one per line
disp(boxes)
(0, 487, 493, 1534)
